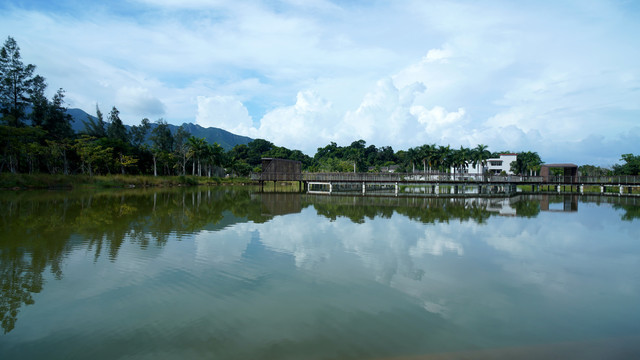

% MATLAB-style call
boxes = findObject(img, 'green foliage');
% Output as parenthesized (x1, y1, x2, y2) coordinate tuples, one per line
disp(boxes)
(0, 36, 39, 125)
(42, 88, 74, 140)
(0, 125, 46, 173)
(230, 160, 252, 177)
(130, 118, 150, 147)
(107, 106, 129, 143)
(613, 154, 640, 175)
(73, 135, 113, 176)
(150, 119, 173, 153)
(579, 164, 611, 176)
(82, 105, 107, 137)
(178, 175, 198, 185)
(510, 151, 542, 175)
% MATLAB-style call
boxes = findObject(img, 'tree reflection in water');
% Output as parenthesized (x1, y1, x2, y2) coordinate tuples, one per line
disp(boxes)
(1, 189, 637, 334)
(0, 187, 268, 334)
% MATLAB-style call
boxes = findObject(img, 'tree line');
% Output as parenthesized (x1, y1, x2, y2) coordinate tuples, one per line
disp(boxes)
(2, 36, 638, 178)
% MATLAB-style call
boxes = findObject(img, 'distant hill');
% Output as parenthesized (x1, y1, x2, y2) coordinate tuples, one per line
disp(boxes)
(67, 108, 252, 151)
(177, 122, 253, 151)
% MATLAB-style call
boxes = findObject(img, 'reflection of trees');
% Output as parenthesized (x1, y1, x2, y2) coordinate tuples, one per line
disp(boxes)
(2, 190, 635, 334)
(305, 196, 494, 225)
(580, 195, 640, 221)
(513, 196, 541, 217)
(303, 195, 548, 224)
(616, 205, 640, 221)
(1, 249, 42, 333)
(399, 198, 492, 224)
(1, 193, 75, 333)
(0, 187, 269, 334)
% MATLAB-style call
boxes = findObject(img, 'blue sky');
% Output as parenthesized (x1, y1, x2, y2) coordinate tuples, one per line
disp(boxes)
(1, 0, 639, 166)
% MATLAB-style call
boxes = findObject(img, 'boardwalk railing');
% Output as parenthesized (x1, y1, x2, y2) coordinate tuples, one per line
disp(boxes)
(255, 172, 640, 185)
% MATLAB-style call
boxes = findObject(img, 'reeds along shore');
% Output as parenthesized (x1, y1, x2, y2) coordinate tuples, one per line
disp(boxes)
(0, 173, 257, 190)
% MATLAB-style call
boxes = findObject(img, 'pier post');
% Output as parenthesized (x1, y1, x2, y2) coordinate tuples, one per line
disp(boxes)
(362, 182, 366, 195)
(329, 182, 333, 194)
(395, 182, 398, 196)
(601, 185, 604, 194)
(435, 185, 439, 195)
(620, 185, 623, 195)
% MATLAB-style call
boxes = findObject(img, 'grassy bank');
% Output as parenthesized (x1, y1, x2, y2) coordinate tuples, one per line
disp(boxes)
(0, 173, 258, 190)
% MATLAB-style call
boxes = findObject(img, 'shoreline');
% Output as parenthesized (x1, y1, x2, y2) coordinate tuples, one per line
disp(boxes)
(0, 173, 258, 190)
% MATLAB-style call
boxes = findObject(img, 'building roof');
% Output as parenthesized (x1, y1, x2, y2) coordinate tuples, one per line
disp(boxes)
(541, 163, 578, 168)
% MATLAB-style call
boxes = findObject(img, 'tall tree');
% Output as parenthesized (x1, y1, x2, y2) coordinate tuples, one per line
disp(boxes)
(510, 151, 542, 175)
(406, 147, 418, 173)
(451, 146, 470, 177)
(205, 142, 224, 177)
(28, 75, 48, 127)
(0, 36, 39, 126)
(130, 118, 150, 147)
(42, 88, 73, 140)
(107, 106, 128, 143)
(82, 105, 107, 138)
(613, 154, 640, 176)
(150, 119, 173, 176)
(173, 126, 191, 175)
(434, 145, 451, 172)
(471, 144, 491, 173)
(187, 136, 207, 176)
(420, 144, 436, 173)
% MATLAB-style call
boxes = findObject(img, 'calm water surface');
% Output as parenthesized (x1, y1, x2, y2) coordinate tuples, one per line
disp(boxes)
(1, 188, 639, 359)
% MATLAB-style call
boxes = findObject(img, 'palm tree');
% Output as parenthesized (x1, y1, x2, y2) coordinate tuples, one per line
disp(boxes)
(434, 145, 451, 173)
(451, 146, 470, 179)
(407, 147, 418, 173)
(204, 142, 224, 177)
(421, 144, 436, 174)
(471, 144, 491, 176)
(187, 136, 207, 176)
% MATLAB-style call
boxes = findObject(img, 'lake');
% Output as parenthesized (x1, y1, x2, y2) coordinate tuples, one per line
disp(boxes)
(1, 188, 639, 359)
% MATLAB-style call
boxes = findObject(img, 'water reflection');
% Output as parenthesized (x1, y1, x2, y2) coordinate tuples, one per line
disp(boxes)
(1, 189, 639, 359)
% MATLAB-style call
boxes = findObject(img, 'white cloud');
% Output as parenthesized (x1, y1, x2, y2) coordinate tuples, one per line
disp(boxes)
(194, 229, 252, 264)
(424, 45, 453, 63)
(116, 86, 166, 116)
(411, 105, 466, 135)
(410, 231, 464, 257)
(342, 79, 425, 144)
(196, 95, 255, 135)
(257, 90, 335, 149)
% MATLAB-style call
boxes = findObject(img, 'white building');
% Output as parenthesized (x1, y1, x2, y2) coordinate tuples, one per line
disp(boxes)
(486, 153, 517, 175)
(453, 153, 518, 176)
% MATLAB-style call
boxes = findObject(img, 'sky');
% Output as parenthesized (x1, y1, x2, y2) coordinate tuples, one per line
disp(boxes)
(1, 0, 639, 166)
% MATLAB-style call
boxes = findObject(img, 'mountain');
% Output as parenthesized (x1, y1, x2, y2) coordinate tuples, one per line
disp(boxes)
(66, 108, 252, 151)
(177, 122, 252, 151)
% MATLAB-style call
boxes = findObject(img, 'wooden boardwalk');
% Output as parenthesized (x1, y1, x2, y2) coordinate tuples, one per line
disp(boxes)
(256, 171, 640, 196)
(301, 172, 640, 185)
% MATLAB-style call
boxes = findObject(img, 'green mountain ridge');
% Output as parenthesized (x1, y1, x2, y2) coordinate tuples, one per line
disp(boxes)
(66, 108, 253, 151)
